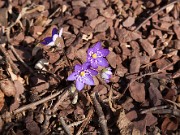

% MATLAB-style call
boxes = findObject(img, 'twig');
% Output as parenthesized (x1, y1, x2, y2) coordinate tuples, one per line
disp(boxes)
(59, 117, 72, 135)
(135, 0, 180, 31)
(0, 45, 20, 74)
(51, 89, 70, 113)
(76, 107, 94, 135)
(12, 88, 66, 115)
(8, 45, 36, 75)
(91, 92, 109, 135)
(140, 105, 169, 114)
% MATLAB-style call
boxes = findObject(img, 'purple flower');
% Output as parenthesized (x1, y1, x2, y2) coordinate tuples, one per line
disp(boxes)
(67, 62, 98, 91)
(87, 42, 109, 69)
(101, 67, 112, 83)
(41, 28, 63, 46)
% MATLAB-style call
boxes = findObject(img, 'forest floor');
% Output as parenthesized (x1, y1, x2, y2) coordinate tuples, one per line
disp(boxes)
(0, 0, 180, 135)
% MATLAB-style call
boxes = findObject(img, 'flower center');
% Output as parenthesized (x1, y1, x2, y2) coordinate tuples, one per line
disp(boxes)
(80, 71, 85, 77)
(92, 53, 97, 58)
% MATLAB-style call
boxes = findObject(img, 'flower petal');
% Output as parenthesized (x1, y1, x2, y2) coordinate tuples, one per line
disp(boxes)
(91, 61, 98, 69)
(75, 64, 82, 72)
(87, 69, 98, 76)
(76, 80, 84, 91)
(59, 28, 63, 37)
(47, 41, 55, 46)
(82, 62, 90, 70)
(97, 57, 109, 67)
(52, 28, 58, 36)
(53, 34, 58, 41)
(87, 48, 94, 56)
(41, 37, 53, 45)
(84, 75, 94, 85)
(98, 49, 109, 57)
(93, 42, 102, 51)
(101, 72, 109, 79)
(67, 72, 77, 81)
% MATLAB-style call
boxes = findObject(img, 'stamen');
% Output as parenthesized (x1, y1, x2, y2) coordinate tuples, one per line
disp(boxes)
(80, 71, 85, 77)
(92, 53, 97, 58)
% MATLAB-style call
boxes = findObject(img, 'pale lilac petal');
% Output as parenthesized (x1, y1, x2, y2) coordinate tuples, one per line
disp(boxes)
(97, 57, 109, 67)
(41, 37, 52, 45)
(52, 28, 58, 36)
(59, 28, 63, 37)
(105, 71, 112, 75)
(76, 80, 84, 91)
(101, 72, 109, 79)
(75, 64, 82, 72)
(93, 42, 102, 51)
(91, 61, 98, 69)
(52, 34, 58, 41)
(98, 49, 109, 57)
(87, 69, 98, 76)
(83, 75, 94, 85)
(82, 62, 90, 70)
(67, 72, 77, 81)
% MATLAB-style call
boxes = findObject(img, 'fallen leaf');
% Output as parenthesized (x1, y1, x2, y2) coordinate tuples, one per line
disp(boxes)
(129, 81, 145, 103)
(161, 117, 178, 134)
(0, 79, 16, 97)
(123, 16, 135, 27)
(139, 39, 155, 57)
(0, 90, 4, 111)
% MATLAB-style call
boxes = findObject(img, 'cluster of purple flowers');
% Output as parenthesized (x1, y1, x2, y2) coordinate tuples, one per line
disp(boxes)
(41, 28, 112, 91)
(68, 42, 112, 91)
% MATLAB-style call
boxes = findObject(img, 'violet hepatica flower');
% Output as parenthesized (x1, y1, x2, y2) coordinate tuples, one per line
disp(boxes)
(41, 28, 63, 46)
(87, 42, 109, 69)
(67, 62, 98, 91)
(101, 67, 112, 83)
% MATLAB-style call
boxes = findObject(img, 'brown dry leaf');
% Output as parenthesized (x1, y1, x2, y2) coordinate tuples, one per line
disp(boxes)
(161, 117, 178, 134)
(99, 7, 116, 19)
(72, 1, 86, 7)
(148, 81, 163, 106)
(123, 16, 135, 27)
(139, 39, 155, 57)
(0, 8, 7, 27)
(129, 81, 145, 103)
(116, 29, 141, 43)
(75, 47, 88, 63)
(68, 18, 83, 28)
(0, 90, 4, 111)
(106, 51, 117, 68)
(10, 80, 25, 111)
(116, 64, 128, 77)
(94, 21, 109, 33)
(0, 79, 16, 97)
(117, 110, 141, 135)
(85, 7, 98, 20)
(133, 113, 157, 134)
(156, 58, 173, 70)
(90, 0, 106, 9)
(90, 16, 105, 29)
(25, 114, 40, 135)
(130, 57, 140, 73)
(173, 24, 180, 39)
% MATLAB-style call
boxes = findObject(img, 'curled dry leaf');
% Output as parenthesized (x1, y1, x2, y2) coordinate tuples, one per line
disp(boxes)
(161, 117, 178, 134)
(0, 90, 4, 111)
(0, 79, 16, 97)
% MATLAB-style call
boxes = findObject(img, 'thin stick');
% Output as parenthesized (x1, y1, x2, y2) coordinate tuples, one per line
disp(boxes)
(135, 0, 180, 31)
(13, 88, 66, 115)
(76, 107, 94, 135)
(91, 92, 109, 135)
(59, 117, 73, 135)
